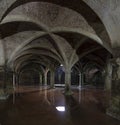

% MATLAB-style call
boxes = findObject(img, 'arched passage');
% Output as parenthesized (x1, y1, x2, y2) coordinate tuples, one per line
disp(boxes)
(19, 68, 40, 86)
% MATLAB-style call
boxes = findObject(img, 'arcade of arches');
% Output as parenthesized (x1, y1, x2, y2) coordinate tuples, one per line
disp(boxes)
(0, 0, 120, 123)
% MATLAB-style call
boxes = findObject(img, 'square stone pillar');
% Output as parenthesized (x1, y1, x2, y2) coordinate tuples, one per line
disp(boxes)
(107, 57, 120, 120)
(0, 66, 9, 99)
(64, 68, 72, 95)
(50, 70, 55, 88)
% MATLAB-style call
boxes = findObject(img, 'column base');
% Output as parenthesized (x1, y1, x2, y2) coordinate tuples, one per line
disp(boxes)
(63, 89, 73, 95)
(50, 86, 55, 89)
(0, 89, 9, 100)
(107, 111, 120, 120)
(107, 96, 120, 120)
(78, 85, 82, 88)
(64, 85, 73, 95)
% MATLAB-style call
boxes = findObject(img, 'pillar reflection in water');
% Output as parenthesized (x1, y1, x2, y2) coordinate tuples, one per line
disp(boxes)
(43, 87, 55, 105)
(43, 87, 51, 105)
(43, 88, 66, 112)
(49, 89, 55, 105)
(78, 87, 82, 103)
(64, 95, 80, 118)
(12, 90, 15, 104)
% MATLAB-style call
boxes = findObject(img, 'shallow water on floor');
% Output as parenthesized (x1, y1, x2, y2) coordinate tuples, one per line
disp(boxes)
(0, 87, 120, 125)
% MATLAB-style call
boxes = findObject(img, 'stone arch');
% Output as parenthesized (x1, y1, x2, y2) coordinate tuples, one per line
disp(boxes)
(83, 61, 103, 72)
(0, 15, 48, 31)
(10, 49, 62, 68)
(0, 0, 111, 46)
(83, 61, 104, 86)
(18, 67, 40, 86)
(51, 27, 112, 53)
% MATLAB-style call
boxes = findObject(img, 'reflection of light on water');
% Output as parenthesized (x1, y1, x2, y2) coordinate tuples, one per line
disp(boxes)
(60, 64, 63, 66)
(56, 106, 65, 112)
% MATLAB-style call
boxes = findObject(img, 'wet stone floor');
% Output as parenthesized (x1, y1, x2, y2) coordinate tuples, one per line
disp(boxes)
(0, 86, 120, 125)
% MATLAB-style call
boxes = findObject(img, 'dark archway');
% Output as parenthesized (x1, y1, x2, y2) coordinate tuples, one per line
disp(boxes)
(19, 69, 40, 86)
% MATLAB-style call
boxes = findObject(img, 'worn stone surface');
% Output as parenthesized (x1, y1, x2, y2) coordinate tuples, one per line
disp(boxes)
(4, 2, 94, 32)
(0, 0, 120, 120)
(83, 0, 120, 48)
(107, 57, 120, 120)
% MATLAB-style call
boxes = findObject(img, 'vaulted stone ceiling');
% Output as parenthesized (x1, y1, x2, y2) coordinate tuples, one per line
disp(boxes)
(0, 0, 118, 73)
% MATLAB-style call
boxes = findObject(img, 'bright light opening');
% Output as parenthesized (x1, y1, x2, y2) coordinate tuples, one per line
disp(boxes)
(56, 106, 65, 112)
(60, 64, 63, 66)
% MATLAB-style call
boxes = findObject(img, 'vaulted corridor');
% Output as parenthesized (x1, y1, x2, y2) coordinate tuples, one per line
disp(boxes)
(0, 0, 120, 124)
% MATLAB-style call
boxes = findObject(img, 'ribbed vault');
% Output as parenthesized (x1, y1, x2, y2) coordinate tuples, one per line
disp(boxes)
(0, 0, 120, 121)
(0, 1, 113, 79)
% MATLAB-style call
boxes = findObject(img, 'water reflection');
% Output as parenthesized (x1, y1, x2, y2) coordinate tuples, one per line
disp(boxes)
(11, 86, 96, 115)
(43, 88, 81, 115)
(0, 87, 120, 125)
(12, 90, 15, 105)
(43, 87, 51, 105)
(78, 87, 82, 103)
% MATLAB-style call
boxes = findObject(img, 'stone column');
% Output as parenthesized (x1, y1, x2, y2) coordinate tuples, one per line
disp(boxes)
(104, 59, 112, 91)
(16, 73, 19, 87)
(43, 68, 49, 86)
(2, 66, 7, 91)
(13, 72, 16, 90)
(80, 72, 84, 87)
(13, 72, 19, 87)
(65, 68, 72, 95)
(79, 72, 84, 87)
(44, 72, 47, 86)
(39, 74, 42, 86)
(0, 35, 8, 99)
(0, 67, 9, 99)
(50, 70, 55, 88)
(107, 57, 120, 120)
(78, 73, 82, 87)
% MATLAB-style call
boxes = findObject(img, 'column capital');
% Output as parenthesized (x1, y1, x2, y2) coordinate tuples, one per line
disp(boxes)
(43, 68, 49, 75)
